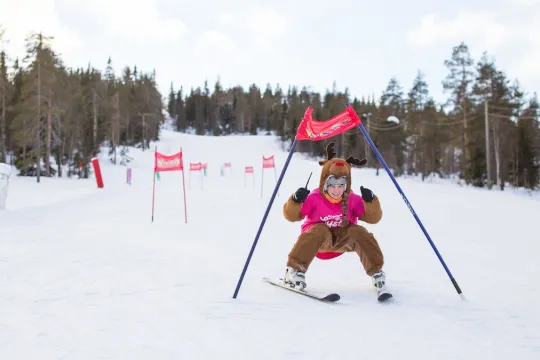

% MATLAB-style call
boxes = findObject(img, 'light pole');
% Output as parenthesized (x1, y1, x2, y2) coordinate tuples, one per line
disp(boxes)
(362, 112, 372, 166)
(485, 100, 492, 188)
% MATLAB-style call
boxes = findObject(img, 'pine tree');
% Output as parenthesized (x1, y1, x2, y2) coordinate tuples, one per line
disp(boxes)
(406, 71, 430, 175)
(0, 50, 9, 163)
(473, 52, 516, 188)
(168, 82, 176, 119)
(443, 42, 475, 182)
(379, 77, 406, 175)
(516, 96, 539, 189)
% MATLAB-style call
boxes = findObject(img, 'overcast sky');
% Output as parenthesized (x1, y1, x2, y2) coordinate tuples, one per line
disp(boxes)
(1, 0, 539, 105)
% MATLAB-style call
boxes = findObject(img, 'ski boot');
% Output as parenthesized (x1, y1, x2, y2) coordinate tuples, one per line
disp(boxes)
(372, 270, 393, 302)
(284, 266, 307, 291)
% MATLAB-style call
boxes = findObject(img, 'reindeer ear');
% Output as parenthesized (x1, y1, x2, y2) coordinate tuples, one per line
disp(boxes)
(346, 156, 367, 167)
(325, 142, 336, 160)
(318, 160, 327, 166)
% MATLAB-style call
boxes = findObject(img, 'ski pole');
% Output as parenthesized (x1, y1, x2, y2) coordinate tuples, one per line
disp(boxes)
(305, 172, 312, 188)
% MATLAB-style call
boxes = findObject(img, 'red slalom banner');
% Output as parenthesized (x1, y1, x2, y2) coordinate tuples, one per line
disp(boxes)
(189, 162, 203, 190)
(221, 162, 232, 177)
(261, 155, 278, 198)
(151, 147, 187, 223)
(190, 162, 201, 171)
(244, 166, 254, 187)
(295, 106, 361, 141)
(262, 156, 274, 169)
(155, 152, 184, 172)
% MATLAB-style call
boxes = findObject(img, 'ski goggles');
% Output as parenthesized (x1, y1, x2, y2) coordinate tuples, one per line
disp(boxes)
(324, 175, 347, 191)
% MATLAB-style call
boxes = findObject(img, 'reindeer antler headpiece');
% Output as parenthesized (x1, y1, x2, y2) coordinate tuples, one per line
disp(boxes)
(319, 142, 367, 167)
(317, 142, 367, 195)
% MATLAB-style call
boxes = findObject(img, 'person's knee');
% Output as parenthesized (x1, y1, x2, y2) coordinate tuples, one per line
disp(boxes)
(346, 224, 371, 239)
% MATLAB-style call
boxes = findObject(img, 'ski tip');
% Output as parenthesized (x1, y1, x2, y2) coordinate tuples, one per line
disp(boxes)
(377, 293, 393, 302)
(323, 293, 340, 302)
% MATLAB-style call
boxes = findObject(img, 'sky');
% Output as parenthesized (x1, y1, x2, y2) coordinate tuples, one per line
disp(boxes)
(1, 0, 539, 106)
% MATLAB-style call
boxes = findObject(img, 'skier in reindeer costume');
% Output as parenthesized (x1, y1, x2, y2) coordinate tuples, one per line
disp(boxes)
(282, 142, 391, 300)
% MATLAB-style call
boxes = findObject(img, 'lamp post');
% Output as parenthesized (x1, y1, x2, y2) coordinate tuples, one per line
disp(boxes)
(362, 112, 372, 166)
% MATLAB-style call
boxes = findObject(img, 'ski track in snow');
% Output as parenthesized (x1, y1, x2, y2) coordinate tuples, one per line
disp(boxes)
(1, 129, 539, 359)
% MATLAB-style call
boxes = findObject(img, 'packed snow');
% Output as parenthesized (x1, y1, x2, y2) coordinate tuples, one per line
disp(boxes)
(1, 127, 539, 359)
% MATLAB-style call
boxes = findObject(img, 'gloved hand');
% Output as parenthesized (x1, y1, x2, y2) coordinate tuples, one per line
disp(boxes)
(292, 187, 310, 203)
(360, 186, 374, 202)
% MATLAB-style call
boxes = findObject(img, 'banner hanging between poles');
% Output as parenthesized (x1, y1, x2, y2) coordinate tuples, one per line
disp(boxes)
(151, 147, 188, 223)
(155, 151, 184, 172)
(295, 106, 362, 141)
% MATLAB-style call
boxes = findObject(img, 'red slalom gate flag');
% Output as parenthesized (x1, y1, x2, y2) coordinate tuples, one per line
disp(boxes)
(262, 156, 274, 169)
(189, 162, 204, 190)
(295, 105, 362, 141)
(152, 147, 188, 224)
(155, 151, 184, 172)
(190, 162, 201, 171)
(244, 166, 255, 188)
(261, 155, 278, 198)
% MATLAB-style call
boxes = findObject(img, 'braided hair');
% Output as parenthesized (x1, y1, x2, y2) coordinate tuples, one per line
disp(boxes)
(340, 191, 349, 227)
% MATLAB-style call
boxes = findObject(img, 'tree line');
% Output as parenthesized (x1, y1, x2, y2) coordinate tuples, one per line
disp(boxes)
(167, 42, 539, 190)
(1, 27, 538, 190)
(0, 29, 164, 182)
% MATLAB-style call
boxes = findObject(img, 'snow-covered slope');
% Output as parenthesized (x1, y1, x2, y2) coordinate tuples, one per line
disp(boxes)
(1, 128, 539, 359)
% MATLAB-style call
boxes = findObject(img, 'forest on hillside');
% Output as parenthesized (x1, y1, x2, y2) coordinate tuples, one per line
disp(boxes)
(0, 29, 164, 182)
(167, 42, 539, 190)
(0, 26, 538, 190)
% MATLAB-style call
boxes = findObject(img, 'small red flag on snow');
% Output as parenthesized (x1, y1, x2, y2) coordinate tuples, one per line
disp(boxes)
(190, 162, 201, 171)
(262, 155, 275, 169)
(295, 106, 362, 141)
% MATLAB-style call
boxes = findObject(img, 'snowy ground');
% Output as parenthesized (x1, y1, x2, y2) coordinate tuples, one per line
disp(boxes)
(1, 128, 539, 359)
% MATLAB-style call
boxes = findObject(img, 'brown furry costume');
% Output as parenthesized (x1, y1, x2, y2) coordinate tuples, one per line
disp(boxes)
(283, 142, 384, 276)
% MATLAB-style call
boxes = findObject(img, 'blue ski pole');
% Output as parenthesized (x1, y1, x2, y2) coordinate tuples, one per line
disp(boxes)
(351, 104, 465, 300)
(232, 140, 299, 299)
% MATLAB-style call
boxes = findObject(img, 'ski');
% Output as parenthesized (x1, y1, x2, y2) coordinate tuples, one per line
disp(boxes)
(262, 277, 340, 302)
(377, 292, 393, 302)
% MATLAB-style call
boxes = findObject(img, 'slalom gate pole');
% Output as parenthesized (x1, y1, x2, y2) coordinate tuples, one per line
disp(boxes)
(151, 147, 157, 222)
(356, 120, 465, 300)
(232, 140, 299, 299)
(181, 147, 188, 224)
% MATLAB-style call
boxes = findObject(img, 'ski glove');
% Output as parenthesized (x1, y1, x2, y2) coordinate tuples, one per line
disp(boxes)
(360, 186, 374, 202)
(292, 187, 310, 203)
